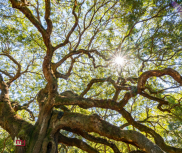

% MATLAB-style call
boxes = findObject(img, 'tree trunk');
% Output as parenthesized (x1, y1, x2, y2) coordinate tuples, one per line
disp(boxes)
(14, 133, 59, 153)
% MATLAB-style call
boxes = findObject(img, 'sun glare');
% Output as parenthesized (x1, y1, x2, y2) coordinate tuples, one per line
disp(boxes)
(115, 56, 125, 66)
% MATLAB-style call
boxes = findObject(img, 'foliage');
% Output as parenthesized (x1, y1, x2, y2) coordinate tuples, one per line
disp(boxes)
(0, 0, 182, 153)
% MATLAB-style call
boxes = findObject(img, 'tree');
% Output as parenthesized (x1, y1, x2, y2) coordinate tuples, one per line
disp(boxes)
(0, 0, 182, 152)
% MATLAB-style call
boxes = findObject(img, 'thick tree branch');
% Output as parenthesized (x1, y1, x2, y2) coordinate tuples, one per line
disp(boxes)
(119, 108, 182, 153)
(0, 74, 34, 149)
(55, 93, 131, 111)
(0, 74, 9, 101)
(51, 112, 164, 153)
(58, 133, 99, 153)
(54, 88, 182, 153)
(62, 127, 121, 153)
(137, 68, 182, 93)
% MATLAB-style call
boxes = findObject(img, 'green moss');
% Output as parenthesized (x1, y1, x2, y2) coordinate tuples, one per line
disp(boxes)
(47, 128, 52, 136)
(18, 129, 26, 136)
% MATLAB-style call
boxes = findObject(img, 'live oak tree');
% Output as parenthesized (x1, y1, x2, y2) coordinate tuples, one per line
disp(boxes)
(0, 0, 182, 152)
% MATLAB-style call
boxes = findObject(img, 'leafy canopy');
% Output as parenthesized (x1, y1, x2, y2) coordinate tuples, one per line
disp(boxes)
(0, 0, 182, 152)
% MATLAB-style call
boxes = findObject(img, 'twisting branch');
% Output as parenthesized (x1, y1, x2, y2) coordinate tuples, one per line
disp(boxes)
(51, 49, 110, 80)
(0, 53, 38, 86)
(62, 127, 121, 153)
(0, 74, 34, 150)
(0, 69, 13, 78)
(51, 112, 164, 153)
(44, 0, 52, 36)
(74, 0, 117, 50)
(58, 133, 99, 153)
(137, 68, 182, 112)
(120, 5, 168, 48)
(53, 56, 78, 80)
(119, 108, 182, 153)
(0, 53, 21, 86)
(11, 101, 35, 121)
(54, 84, 182, 153)
(9, 0, 47, 45)
(0, 135, 10, 153)
(80, 77, 133, 98)
(55, 91, 133, 111)
(54, 0, 78, 50)
(52, 49, 109, 70)
(137, 68, 182, 93)
(140, 92, 170, 113)
(86, 52, 110, 69)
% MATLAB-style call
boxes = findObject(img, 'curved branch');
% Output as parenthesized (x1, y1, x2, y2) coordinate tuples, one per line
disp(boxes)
(58, 133, 99, 153)
(119, 108, 182, 153)
(137, 68, 182, 93)
(54, 89, 182, 153)
(54, 0, 78, 51)
(52, 49, 109, 70)
(53, 57, 77, 79)
(0, 69, 13, 78)
(11, 101, 35, 121)
(9, 0, 47, 45)
(0, 54, 21, 85)
(62, 127, 121, 153)
(51, 112, 164, 153)
(120, 5, 168, 47)
(54, 93, 131, 111)
(45, 0, 52, 36)
(0, 76, 34, 147)
(0, 135, 10, 153)
(140, 92, 170, 113)
(80, 77, 131, 98)
(137, 68, 182, 112)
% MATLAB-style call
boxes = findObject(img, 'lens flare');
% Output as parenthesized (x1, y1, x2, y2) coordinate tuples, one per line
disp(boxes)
(115, 56, 125, 66)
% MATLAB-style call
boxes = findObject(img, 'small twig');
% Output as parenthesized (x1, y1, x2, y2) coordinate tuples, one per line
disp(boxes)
(1, 135, 10, 153)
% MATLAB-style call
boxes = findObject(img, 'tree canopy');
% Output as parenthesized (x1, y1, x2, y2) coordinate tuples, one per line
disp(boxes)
(0, 0, 182, 152)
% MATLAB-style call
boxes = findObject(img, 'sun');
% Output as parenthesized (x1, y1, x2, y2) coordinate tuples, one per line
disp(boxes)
(114, 56, 125, 66)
